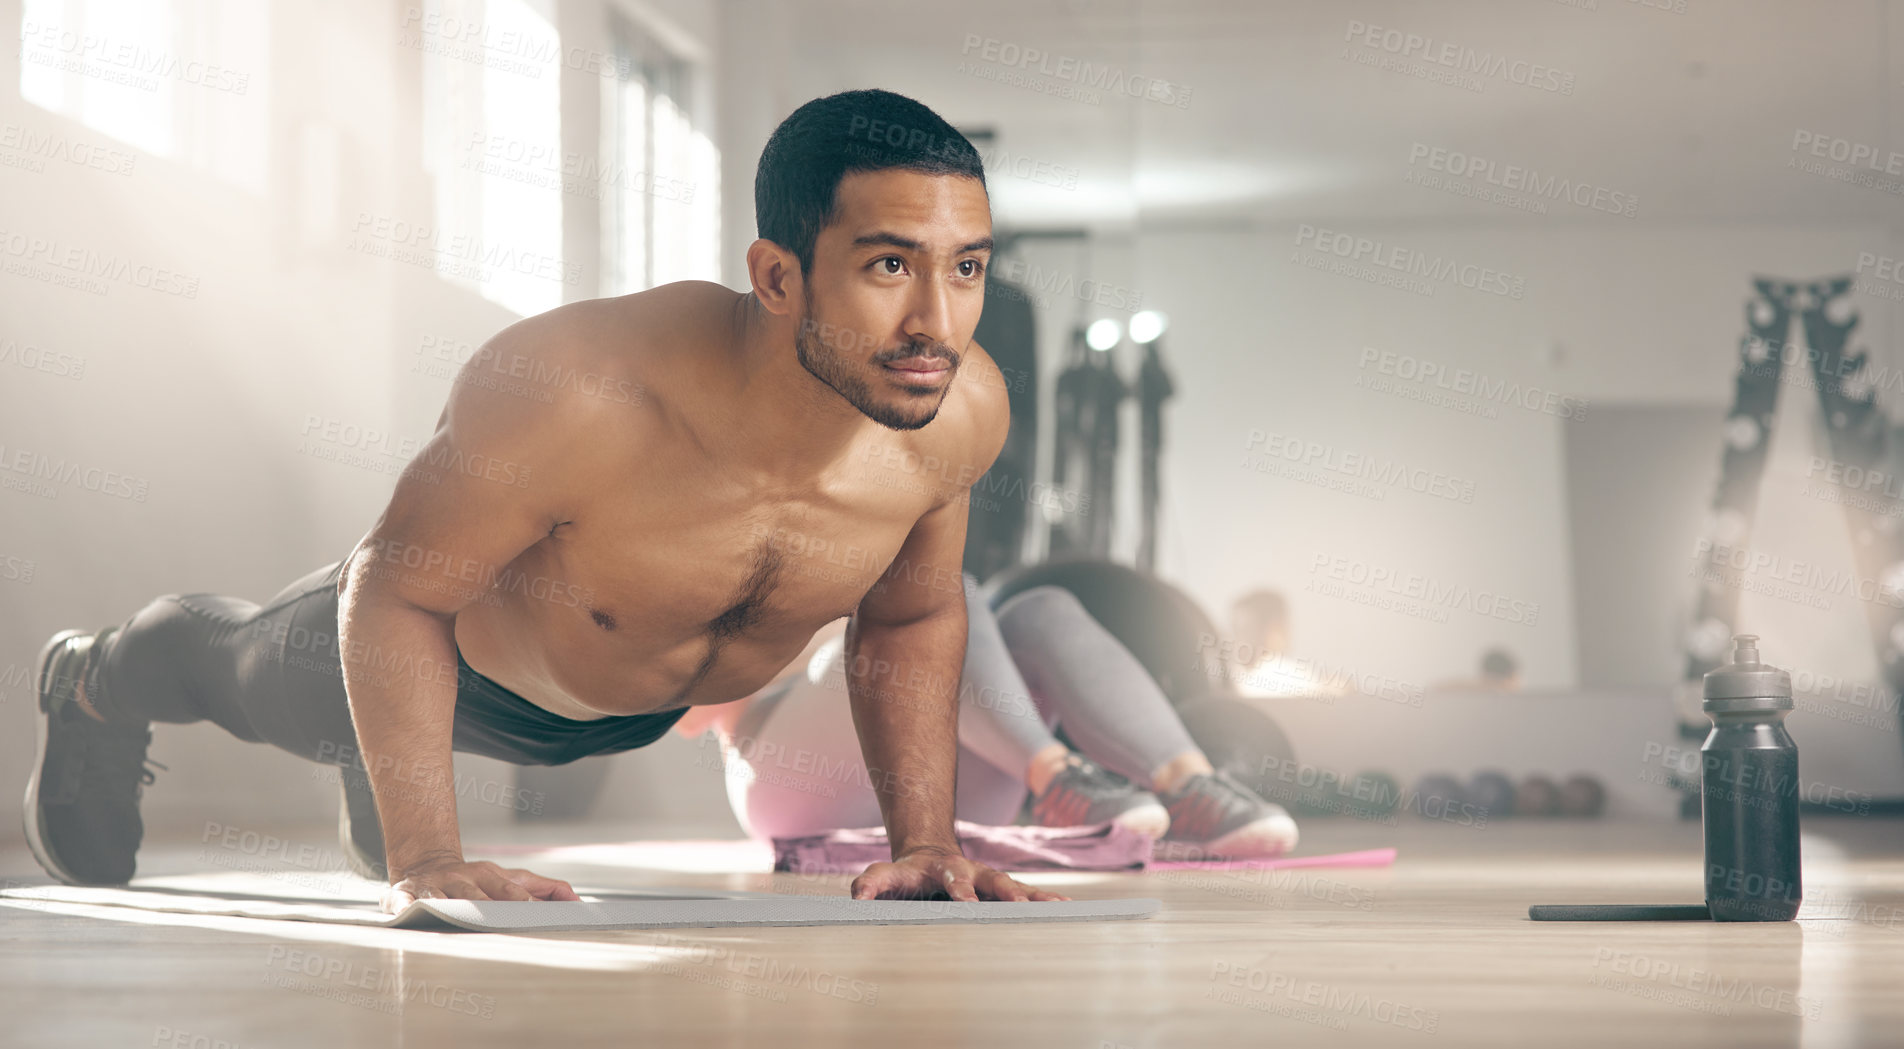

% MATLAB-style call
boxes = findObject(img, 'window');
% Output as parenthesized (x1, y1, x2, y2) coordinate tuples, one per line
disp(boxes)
(18, 0, 269, 192)
(601, 11, 718, 296)
(418, 0, 564, 317)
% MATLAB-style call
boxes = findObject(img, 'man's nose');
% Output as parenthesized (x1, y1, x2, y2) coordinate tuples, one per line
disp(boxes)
(904, 283, 956, 349)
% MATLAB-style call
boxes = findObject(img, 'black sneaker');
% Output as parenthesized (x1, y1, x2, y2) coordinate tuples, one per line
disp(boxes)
(1157, 769, 1299, 860)
(337, 770, 388, 882)
(23, 627, 164, 885)
(1029, 753, 1169, 837)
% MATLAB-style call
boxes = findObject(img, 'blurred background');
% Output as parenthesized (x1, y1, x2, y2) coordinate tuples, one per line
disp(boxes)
(3, 0, 1902, 842)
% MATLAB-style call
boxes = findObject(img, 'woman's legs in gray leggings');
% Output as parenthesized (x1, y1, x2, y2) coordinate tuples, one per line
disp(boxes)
(994, 585, 1201, 790)
(951, 574, 1064, 781)
(729, 578, 1212, 839)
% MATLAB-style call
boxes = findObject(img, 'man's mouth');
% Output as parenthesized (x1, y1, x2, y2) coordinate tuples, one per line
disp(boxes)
(887, 357, 959, 386)
(885, 356, 952, 373)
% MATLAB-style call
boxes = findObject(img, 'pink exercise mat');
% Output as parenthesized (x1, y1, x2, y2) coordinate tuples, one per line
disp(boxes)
(1147, 847, 1397, 871)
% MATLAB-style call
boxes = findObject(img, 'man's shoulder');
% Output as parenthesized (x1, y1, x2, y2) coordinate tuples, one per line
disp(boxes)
(950, 337, 1011, 459)
(505, 279, 741, 361)
(475, 281, 743, 414)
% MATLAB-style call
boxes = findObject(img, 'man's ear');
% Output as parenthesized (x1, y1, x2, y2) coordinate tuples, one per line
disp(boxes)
(746, 238, 802, 317)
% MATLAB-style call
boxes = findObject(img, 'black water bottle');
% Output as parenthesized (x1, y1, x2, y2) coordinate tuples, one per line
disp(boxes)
(1701, 634, 1802, 921)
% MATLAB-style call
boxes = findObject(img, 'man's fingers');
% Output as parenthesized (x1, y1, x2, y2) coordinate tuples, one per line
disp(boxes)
(994, 875, 1030, 903)
(437, 876, 498, 901)
(966, 866, 1069, 902)
(385, 877, 456, 913)
(944, 867, 979, 903)
(504, 868, 579, 901)
(852, 863, 937, 900)
(477, 873, 536, 901)
(850, 865, 891, 900)
(973, 869, 1030, 902)
(380, 862, 580, 911)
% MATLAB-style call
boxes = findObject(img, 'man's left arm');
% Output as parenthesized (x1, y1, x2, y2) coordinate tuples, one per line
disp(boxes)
(844, 379, 1066, 903)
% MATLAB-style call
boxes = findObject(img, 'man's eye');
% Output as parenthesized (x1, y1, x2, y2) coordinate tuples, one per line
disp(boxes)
(878, 257, 905, 275)
(960, 260, 985, 278)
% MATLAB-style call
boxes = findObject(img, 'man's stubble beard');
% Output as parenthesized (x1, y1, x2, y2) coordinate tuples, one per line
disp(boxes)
(795, 285, 958, 432)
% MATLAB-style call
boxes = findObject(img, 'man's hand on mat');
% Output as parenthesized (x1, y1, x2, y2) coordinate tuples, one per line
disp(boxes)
(849, 847, 1070, 902)
(381, 859, 582, 913)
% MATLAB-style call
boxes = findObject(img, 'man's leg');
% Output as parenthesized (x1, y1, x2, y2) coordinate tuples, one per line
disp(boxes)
(28, 559, 369, 885)
(85, 559, 358, 761)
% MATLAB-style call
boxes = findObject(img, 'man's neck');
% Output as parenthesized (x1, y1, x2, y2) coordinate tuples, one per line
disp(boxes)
(721, 290, 870, 481)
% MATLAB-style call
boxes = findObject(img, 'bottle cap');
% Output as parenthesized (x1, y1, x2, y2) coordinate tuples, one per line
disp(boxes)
(1702, 634, 1792, 712)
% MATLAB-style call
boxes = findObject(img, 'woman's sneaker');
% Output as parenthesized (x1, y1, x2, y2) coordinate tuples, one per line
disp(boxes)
(1029, 754, 1170, 838)
(23, 627, 164, 885)
(1157, 769, 1300, 859)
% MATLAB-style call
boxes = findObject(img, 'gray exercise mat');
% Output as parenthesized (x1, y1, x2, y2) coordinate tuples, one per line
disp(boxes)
(0, 879, 1160, 932)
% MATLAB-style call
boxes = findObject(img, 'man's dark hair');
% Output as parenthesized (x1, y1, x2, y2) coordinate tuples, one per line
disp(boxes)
(754, 89, 987, 275)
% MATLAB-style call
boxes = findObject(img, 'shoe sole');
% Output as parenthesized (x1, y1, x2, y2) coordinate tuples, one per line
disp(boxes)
(23, 629, 90, 885)
(1108, 802, 1170, 839)
(1201, 811, 1300, 858)
(1162, 811, 1301, 861)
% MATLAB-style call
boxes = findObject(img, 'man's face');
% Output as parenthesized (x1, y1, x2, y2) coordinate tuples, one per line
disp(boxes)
(795, 169, 992, 431)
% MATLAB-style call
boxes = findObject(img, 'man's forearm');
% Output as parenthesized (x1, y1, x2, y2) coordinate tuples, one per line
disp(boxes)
(336, 571, 466, 878)
(844, 604, 967, 857)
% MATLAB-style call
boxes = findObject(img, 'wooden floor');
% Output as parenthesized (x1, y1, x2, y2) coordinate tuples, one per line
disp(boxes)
(1, 817, 1900, 1048)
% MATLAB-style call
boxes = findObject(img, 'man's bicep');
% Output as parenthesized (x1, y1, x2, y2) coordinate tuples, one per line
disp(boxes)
(348, 355, 595, 618)
(857, 496, 973, 627)
(856, 370, 1009, 627)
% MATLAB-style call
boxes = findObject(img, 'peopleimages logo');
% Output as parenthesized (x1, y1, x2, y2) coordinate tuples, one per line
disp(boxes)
(1406, 142, 1637, 217)
(1791, 130, 1904, 175)
(1356, 348, 1586, 420)
(1241, 428, 1477, 503)
(1342, 19, 1576, 95)
(0, 228, 200, 298)
(1293, 225, 1526, 299)
(1307, 552, 1541, 626)
(1691, 537, 1904, 611)
(18, 19, 253, 94)
(0, 123, 138, 176)
(958, 34, 1192, 107)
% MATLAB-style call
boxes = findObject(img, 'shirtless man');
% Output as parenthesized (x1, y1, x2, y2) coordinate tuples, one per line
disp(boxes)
(25, 88, 1061, 909)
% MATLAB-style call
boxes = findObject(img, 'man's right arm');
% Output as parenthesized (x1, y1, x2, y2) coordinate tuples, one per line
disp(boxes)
(335, 321, 622, 911)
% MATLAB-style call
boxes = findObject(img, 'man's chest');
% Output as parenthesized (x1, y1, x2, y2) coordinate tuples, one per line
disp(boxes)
(545, 481, 934, 645)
